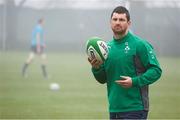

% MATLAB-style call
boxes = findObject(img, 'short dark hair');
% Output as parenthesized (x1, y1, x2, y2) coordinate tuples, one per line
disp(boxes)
(111, 6, 130, 21)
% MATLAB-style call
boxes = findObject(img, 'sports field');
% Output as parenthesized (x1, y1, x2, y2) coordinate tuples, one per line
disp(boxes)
(0, 51, 180, 119)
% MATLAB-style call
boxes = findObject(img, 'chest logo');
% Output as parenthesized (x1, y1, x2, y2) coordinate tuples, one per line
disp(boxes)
(124, 42, 130, 53)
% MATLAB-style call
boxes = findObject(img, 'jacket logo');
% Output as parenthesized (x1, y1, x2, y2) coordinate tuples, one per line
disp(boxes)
(149, 50, 155, 59)
(124, 42, 130, 53)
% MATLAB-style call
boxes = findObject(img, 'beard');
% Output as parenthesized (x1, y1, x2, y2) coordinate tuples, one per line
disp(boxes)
(111, 24, 128, 36)
(112, 28, 127, 36)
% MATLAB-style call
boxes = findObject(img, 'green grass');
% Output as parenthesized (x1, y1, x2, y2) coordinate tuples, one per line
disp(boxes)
(0, 51, 180, 119)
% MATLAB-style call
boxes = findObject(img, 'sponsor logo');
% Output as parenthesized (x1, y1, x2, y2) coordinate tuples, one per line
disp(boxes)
(99, 42, 108, 53)
(89, 47, 96, 59)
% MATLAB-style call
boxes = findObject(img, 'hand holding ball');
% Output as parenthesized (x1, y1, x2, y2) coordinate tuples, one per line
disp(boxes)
(86, 37, 109, 68)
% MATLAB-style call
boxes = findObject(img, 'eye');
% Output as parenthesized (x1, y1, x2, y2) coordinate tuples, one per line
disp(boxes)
(112, 18, 117, 21)
(119, 18, 126, 22)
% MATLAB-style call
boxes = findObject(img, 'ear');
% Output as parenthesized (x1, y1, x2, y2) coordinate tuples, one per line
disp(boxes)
(128, 20, 131, 26)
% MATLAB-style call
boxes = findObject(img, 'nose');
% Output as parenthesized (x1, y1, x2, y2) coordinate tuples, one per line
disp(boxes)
(115, 20, 121, 25)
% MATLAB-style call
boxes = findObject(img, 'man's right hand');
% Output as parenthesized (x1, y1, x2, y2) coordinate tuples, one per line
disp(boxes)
(88, 58, 103, 69)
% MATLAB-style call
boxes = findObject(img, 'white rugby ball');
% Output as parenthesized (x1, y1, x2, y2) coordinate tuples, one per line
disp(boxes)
(86, 37, 109, 62)
(50, 83, 60, 91)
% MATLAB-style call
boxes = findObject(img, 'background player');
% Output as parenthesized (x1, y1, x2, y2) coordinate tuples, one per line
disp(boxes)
(22, 18, 48, 79)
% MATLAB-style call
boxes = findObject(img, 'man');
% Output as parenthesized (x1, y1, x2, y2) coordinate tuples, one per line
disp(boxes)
(22, 18, 48, 79)
(88, 6, 162, 119)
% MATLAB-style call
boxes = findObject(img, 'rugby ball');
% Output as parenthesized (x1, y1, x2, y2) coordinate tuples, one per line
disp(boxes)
(86, 37, 109, 62)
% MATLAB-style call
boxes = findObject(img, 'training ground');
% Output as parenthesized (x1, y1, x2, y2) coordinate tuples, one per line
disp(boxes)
(0, 51, 180, 119)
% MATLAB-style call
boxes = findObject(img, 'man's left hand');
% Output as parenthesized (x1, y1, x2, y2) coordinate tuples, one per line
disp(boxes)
(115, 76, 132, 88)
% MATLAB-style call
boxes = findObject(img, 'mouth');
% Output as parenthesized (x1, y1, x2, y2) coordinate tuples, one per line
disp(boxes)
(114, 26, 122, 31)
(114, 24, 121, 28)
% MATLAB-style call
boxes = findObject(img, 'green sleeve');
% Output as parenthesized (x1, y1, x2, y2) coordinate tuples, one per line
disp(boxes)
(132, 41, 162, 87)
(91, 64, 107, 84)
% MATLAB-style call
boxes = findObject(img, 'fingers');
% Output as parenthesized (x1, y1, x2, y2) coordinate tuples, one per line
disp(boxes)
(116, 80, 131, 88)
(88, 57, 103, 69)
(115, 80, 127, 86)
(115, 76, 132, 88)
(120, 76, 129, 80)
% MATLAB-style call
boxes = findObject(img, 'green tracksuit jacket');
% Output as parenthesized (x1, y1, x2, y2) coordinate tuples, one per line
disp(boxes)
(92, 31, 162, 112)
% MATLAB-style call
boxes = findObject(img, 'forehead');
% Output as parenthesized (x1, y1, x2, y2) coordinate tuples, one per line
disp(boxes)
(111, 13, 127, 19)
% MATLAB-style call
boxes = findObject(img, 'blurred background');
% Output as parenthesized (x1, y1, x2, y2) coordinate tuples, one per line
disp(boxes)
(0, 0, 180, 119)
(0, 0, 179, 56)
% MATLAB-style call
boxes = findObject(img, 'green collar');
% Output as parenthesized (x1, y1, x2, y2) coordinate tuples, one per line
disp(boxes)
(113, 31, 131, 44)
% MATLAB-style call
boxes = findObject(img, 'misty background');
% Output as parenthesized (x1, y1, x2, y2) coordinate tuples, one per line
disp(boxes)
(0, 0, 180, 56)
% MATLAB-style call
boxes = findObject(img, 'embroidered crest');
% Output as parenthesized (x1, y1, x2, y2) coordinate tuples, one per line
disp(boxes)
(124, 42, 130, 53)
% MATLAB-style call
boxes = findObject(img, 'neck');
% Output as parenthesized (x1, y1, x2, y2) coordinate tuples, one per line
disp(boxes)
(114, 30, 128, 40)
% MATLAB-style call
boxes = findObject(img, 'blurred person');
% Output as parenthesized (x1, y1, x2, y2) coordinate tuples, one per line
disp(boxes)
(88, 6, 162, 119)
(22, 18, 48, 79)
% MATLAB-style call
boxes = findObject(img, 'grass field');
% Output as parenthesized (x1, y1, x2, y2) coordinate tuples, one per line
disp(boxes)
(0, 51, 180, 119)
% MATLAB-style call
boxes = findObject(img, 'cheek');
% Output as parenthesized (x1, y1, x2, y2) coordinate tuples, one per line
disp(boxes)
(121, 23, 128, 28)
(111, 22, 117, 28)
